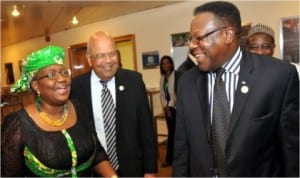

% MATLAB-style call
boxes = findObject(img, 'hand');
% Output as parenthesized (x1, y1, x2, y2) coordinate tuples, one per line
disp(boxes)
(94, 160, 117, 177)
(164, 106, 172, 117)
(166, 109, 172, 117)
(144, 173, 157, 178)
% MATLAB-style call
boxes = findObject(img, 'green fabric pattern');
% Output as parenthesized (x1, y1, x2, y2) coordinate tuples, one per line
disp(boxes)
(10, 45, 65, 93)
(24, 130, 95, 177)
(62, 129, 78, 178)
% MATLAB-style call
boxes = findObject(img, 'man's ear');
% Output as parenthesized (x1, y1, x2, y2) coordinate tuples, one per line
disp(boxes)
(224, 27, 235, 44)
(86, 54, 92, 67)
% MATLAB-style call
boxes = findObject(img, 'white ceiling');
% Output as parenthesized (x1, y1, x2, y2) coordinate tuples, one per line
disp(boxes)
(1, 1, 183, 47)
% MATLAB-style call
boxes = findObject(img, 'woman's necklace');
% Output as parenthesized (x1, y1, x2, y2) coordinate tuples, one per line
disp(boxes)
(36, 101, 68, 126)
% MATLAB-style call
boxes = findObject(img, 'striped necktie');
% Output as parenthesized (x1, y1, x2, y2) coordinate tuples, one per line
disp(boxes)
(212, 68, 230, 176)
(100, 80, 119, 170)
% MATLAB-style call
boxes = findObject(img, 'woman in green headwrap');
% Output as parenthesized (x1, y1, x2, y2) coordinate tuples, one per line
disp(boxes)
(1, 45, 117, 177)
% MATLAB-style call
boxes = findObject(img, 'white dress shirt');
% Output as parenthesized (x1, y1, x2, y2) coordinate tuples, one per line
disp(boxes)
(90, 70, 116, 152)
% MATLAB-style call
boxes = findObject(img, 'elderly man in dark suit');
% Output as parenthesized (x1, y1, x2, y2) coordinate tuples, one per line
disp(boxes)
(173, 1, 299, 177)
(70, 31, 157, 177)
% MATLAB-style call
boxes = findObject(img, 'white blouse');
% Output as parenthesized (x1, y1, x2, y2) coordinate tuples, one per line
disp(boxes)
(159, 70, 176, 108)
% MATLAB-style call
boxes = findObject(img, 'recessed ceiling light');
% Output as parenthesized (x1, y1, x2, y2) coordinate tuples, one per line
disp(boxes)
(72, 16, 79, 25)
(12, 5, 20, 17)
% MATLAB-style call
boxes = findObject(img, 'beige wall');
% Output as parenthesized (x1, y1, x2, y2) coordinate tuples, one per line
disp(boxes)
(1, 1, 299, 114)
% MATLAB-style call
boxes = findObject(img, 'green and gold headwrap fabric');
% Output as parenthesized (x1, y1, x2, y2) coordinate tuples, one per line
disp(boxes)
(10, 45, 65, 93)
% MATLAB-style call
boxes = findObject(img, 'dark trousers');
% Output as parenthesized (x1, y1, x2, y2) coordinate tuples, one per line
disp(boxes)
(165, 107, 176, 164)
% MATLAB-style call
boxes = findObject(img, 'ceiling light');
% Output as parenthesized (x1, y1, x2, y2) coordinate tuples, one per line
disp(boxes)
(12, 5, 20, 17)
(72, 16, 79, 25)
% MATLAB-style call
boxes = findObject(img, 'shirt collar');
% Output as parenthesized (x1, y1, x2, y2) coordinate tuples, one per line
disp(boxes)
(223, 47, 242, 75)
(91, 70, 115, 85)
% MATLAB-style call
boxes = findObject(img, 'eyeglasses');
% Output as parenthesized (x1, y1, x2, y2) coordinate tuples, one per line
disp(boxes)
(89, 50, 118, 60)
(248, 44, 274, 51)
(35, 69, 71, 80)
(189, 26, 228, 45)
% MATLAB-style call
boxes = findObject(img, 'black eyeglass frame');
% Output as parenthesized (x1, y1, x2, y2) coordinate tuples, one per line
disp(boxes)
(189, 26, 228, 45)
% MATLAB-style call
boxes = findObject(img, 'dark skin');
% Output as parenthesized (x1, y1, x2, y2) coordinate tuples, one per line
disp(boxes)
(247, 33, 275, 56)
(29, 64, 117, 177)
(189, 12, 239, 72)
(30, 64, 74, 131)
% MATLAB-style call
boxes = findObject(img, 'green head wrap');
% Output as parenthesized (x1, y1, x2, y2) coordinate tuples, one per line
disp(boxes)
(10, 45, 65, 93)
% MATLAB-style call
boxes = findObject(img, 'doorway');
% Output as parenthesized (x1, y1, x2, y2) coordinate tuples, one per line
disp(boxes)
(68, 43, 90, 78)
(114, 34, 137, 70)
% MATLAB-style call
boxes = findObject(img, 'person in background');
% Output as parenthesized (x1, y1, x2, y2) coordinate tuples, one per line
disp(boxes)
(1, 45, 117, 177)
(70, 31, 157, 177)
(247, 23, 300, 78)
(246, 23, 275, 56)
(173, 1, 299, 177)
(175, 53, 198, 93)
(159, 55, 177, 168)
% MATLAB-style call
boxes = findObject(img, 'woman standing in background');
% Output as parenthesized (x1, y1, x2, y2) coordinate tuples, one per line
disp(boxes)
(159, 55, 176, 168)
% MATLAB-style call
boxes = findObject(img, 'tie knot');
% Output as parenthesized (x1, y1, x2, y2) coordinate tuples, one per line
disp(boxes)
(215, 68, 225, 78)
(100, 80, 108, 89)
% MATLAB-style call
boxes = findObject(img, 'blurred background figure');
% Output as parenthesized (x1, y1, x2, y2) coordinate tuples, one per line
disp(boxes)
(159, 55, 176, 168)
(246, 23, 275, 56)
(246, 23, 300, 78)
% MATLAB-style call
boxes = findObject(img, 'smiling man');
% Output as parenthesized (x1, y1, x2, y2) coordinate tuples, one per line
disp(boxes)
(173, 1, 299, 177)
(246, 23, 275, 56)
(70, 31, 157, 177)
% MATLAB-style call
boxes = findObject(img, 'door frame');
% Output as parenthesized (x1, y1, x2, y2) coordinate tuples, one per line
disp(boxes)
(114, 34, 137, 71)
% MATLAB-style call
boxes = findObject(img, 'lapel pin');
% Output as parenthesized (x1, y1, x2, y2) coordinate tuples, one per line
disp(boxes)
(119, 85, 125, 91)
(241, 85, 249, 94)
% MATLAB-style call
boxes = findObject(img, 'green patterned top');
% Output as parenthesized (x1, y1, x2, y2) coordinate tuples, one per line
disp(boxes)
(24, 130, 95, 177)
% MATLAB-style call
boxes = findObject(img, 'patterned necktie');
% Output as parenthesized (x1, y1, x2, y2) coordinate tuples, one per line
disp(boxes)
(100, 80, 119, 170)
(212, 68, 230, 176)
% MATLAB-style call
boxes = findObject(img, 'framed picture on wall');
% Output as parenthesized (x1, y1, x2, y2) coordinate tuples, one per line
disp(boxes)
(280, 16, 299, 63)
(171, 32, 190, 69)
(171, 32, 189, 47)
(142, 51, 159, 69)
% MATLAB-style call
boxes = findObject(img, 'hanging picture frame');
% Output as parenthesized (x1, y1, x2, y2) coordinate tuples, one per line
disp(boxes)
(280, 16, 299, 63)
(171, 32, 190, 69)
(142, 51, 159, 69)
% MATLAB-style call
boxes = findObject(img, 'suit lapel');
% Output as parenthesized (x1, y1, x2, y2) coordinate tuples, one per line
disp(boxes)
(196, 71, 211, 142)
(229, 53, 255, 136)
(114, 69, 124, 130)
(75, 72, 95, 129)
(83, 73, 93, 112)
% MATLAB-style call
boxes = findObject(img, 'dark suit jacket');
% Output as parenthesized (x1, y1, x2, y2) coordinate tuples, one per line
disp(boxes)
(70, 69, 158, 177)
(173, 51, 299, 177)
(175, 57, 197, 93)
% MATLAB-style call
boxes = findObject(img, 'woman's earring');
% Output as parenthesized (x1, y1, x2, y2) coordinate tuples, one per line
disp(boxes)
(36, 91, 42, 103)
